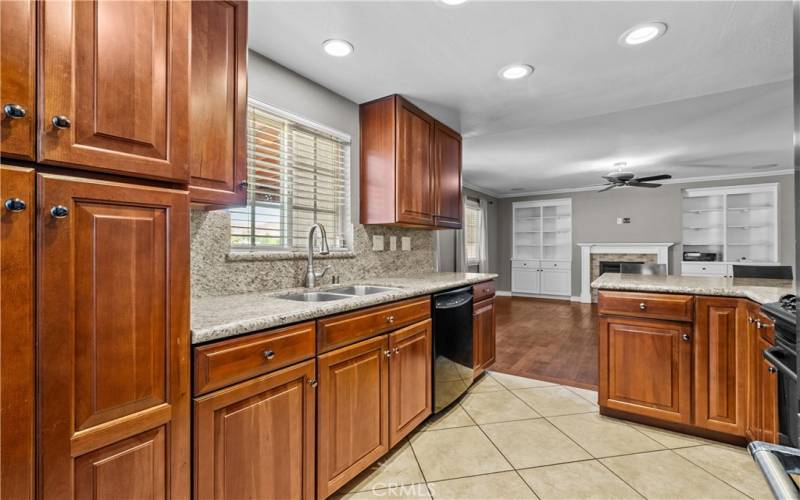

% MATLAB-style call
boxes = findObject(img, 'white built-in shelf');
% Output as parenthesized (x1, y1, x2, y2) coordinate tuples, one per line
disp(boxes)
(727, 205, 773, 212)
(683, 208, 723, 214)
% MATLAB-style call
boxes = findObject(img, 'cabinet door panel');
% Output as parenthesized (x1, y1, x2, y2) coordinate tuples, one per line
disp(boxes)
(599, 317, 692, 424)
(317, 335, 389, 498)
(433, 122, 461, 228)
(40, 0, 190, 181)
(194, 360, 315, 500)
(0, 0, 36, 159)
(0, 166, 35, 500)
(694, 297, 747, 436)
(38, 174, 189, 499)
(389, 320, 432, 446)
(189, 0, 247, 207)
(760, 338, 780, 444)
(396, 98, 434, 225)
(540, 269, 571, 296)
(512, 269, 540, 293)
(473, 298, 497, 376)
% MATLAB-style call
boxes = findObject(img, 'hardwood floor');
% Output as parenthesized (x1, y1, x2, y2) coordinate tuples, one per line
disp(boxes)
(493, 296, 599, 390)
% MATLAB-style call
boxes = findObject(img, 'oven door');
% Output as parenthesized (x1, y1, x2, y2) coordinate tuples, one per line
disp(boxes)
(765, 345, 800, 447)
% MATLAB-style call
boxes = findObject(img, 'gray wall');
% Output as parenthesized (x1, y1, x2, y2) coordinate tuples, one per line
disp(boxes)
(436, 188, 500, 273)
(495, 174, 795, 294)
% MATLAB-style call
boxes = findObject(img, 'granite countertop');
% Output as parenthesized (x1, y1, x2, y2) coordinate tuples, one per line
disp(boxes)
(191, 272, 498, 344)
(592, 273, 794, 305)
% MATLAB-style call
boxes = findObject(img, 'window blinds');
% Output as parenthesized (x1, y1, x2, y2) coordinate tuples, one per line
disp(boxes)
(464, 200, 481, 263)
(230, 100, 351, 251)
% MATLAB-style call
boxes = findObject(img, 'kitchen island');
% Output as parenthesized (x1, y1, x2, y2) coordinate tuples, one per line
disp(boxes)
(592, 273, 794, 445)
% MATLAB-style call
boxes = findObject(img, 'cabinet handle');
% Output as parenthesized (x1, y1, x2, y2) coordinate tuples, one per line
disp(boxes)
(51, 115, 71, 129)
(308, 378, 318, 387)
(385, 315, 395, 324)
(682, 334, 691, 341)
(50, 205, 69, 218)
(263, 349, 275, 360)
(384, 349, 392, 358)
(393, 347, 400, 355)
(748, 316, 756, 325)
(4, 198, 26, 212)
(768, 366, 777, 374)
(3, 103, 26, 119)
(639, 302, 647, 310)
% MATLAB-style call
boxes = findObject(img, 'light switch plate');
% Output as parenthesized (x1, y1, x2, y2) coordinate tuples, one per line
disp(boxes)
(389, 236, 397, 251)
(616, 217, 623, 225)
(372, 235, 384, 251)
(401, 237, 411, 251)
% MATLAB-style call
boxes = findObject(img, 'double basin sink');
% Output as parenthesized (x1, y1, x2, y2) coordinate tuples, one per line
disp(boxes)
(278, 285, 400, 302)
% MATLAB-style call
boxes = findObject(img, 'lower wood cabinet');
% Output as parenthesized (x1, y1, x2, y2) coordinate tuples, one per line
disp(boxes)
(746, 301, 779, 444)
(194, 359, 316, 499)
(389, 320, 433, 447)
(473, 298, 497, 376)
(599, 316, 693, 424)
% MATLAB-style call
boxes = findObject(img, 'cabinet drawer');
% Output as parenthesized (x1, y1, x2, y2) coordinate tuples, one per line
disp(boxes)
(682, 262, 727, 276)
(540, 260, 570, 270)
(194, 321, 316, 395)
(598, 291, 694, 322)
(473, 281, 496, 302)
(512, 260, 539, 269)
(318, 297, 431, 353)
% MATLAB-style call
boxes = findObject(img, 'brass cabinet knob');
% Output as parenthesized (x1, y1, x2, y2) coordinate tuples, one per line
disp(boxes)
(639, 302, 647, 310)
(308, 378, 318, 387)
(4, 198, 26, 212)
(384, 349, 392, 358)
(385, 315, 395, 324)
(51, 115, 71, 129)
(263, 350, 275, 360)
(682, 334, 691, 341)
(3, 103, 26, 119)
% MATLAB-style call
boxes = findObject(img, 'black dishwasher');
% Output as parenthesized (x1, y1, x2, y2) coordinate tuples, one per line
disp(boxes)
(432, 286, 474, 413)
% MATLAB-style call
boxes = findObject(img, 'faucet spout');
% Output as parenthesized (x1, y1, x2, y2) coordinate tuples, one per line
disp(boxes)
(305, 224, 332, 288)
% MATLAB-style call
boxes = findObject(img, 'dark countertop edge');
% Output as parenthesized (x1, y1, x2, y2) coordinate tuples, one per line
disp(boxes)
(191, 274, 498, 345)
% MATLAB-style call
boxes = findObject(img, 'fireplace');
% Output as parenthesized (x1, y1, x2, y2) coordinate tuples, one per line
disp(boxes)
(599, 261, 644, 275)
(577, 243, 675, 303)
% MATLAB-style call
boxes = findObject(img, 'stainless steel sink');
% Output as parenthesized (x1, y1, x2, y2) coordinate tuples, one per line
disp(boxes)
(277, 292, 351, 302)
(327, 285, 399, 296)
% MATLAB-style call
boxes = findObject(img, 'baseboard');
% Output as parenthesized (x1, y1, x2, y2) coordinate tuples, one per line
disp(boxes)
(570, 296, 582, 302)
(495, 290, 512, 296)
(507, 292, 571, 301)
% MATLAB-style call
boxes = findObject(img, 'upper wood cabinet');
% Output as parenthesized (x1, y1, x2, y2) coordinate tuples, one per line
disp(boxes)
(37, 173, 190, 498)
(389, 320, 433, 447)
(0, 165, 35, 500)
(360, 95, 462, 228)
(0, 1, 36, 160)
(188, 0, 248, 207)
(39, 0, 191, 182)
(194, 359, 316, 500)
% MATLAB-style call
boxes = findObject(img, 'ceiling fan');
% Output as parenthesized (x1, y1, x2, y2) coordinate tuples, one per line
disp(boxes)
(598, 163, 672, 192)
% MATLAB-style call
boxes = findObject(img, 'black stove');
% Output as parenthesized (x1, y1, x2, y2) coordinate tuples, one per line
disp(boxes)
(760, 294, 798, 448)
(763, 294, 797, 346)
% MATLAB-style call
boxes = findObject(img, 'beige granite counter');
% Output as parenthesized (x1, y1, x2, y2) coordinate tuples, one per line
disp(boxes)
(191, 272, 498, 344)
(592, 273, 794, 305)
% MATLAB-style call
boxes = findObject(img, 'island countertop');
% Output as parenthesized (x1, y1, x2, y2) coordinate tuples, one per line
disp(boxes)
(592, 273, 794, 305)
(191, 272, 498, 344)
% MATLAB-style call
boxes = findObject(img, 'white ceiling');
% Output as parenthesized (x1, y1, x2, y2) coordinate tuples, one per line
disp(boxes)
(248, 0, 794, 195)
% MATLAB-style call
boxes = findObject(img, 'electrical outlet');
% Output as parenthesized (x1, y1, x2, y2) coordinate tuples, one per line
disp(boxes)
(372, 235, 384, 251)
(389, 236, 397, 251)
(401, 237, 411, 251)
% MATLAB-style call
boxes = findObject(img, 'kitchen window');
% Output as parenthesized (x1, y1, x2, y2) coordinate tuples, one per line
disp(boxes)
(464, 199, 482, 265)
(230, 99, 352, 252)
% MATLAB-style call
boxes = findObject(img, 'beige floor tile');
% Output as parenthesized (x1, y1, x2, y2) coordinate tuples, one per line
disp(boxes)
(339, 442, 425, 493)
(427, 471, 537, 500)
(675, 445, 773, 499)
(627, 422, 712, 449)
(468, 374, 507, 393)
(519, 460, 643, 500)
(514, 386, 598, 416)
(481, 418, 591, 468)
(548, 413, 664, 458)
(567, 386, 599, 404)
(410, 426, 512, 481)
(490, 371, 556, 390)
(602, 450, 749, 499)
(461, 390, 541, 424)
(335, 483, 431, 499)
(421, 404, 475, 431)
(434, 379, 469, 412)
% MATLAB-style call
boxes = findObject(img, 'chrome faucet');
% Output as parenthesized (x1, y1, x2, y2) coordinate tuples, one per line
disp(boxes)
(305, 223, 332, 288)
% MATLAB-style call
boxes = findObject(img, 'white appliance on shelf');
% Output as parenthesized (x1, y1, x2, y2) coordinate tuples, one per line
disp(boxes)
(681, 183, 780, 277)
(511, 198, 572, 297)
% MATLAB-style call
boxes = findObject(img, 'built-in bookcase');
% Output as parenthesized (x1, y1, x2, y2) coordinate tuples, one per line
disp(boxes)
(681, 183, 779, 276)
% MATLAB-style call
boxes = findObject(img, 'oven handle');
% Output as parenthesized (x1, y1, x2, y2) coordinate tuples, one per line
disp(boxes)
(749, 441, 800, 500)
(764, 347, 798, 383)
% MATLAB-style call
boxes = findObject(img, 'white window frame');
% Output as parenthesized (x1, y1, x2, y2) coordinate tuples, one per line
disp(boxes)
(464, 199, 482, 266)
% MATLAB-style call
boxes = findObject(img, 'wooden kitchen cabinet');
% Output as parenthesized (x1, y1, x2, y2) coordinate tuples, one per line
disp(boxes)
(0, 0, 36, 160)
(473, 298, 497, 376)
(39, 0, 190, 182)
(599, 316, 693, 424)
(746, 301, 779, 444)
(389, 320, 433, 447)
(194, 359, 316, 500)
(758, 336, 780, 444)
(317, 335, 390, 498)
(360, 94, 462, 228)
(189, 0, 248, 207)
(37, 173, 190, 499)
(694, 297, 748, 436)
(0, 166, 35, 500)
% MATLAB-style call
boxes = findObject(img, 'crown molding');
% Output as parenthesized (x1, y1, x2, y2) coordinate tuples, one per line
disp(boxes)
(469, 169, 795, 199)
(462, 182, 501, 199)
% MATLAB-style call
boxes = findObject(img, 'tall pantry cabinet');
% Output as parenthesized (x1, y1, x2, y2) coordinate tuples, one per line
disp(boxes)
(0, 0, 248, 497)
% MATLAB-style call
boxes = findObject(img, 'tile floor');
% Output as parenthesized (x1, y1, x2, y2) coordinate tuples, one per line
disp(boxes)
(334, 371, 773, 500)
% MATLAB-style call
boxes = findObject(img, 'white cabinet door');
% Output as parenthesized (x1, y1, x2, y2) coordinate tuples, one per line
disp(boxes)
(512, 269, 540, 293)
(540, 269, 571, 296)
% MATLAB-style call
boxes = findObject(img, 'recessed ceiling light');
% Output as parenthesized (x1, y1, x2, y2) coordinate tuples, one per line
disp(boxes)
(322, 39, 354, 57)
(499, 64, 534, 80)
(619, 22, 668, 46)
(441, 0, 468, 5)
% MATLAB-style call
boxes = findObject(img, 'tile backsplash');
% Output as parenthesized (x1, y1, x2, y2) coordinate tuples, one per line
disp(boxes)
(190, 210, 436, 297)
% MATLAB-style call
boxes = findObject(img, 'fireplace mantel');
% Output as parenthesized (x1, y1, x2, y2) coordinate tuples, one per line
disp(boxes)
(577, 243, 675, 303)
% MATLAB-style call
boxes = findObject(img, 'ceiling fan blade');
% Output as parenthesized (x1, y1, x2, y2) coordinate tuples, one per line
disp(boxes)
(597, 184, 616, 193)
(627, 182, 662, 188)
(601, 174, 618, 182)
(634, 174, 672, 183)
